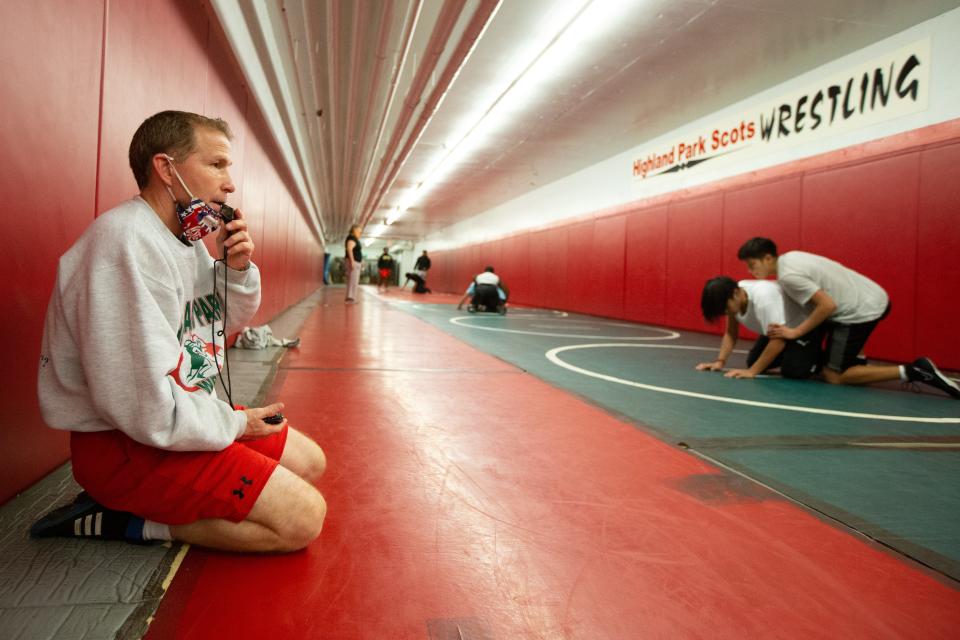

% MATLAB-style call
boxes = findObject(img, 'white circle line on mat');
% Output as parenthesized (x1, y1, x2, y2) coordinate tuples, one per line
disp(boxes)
(450, 317, 680, 341)
(545, 343, 960, 424)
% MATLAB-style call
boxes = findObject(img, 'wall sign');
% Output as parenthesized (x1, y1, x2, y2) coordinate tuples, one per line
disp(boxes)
(632, 39, 931, 180)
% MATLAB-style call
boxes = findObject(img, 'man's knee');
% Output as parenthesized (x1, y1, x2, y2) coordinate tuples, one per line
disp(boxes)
(274, 489, 326, 552)
(302, 446, 327, 484)
(252, 468, 327, 552)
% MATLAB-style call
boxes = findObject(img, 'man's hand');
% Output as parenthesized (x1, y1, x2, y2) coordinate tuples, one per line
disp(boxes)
(239, 402, 286, 440)
(217, 208, 254, 270)
(767, 323, 799, 340)
(724, 368, 756, 379)
(695, 360, 725, 371)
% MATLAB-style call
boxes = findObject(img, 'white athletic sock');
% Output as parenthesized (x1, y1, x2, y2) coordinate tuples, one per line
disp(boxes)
(142, 519, 173, 541)
(899, 365, 907, 381)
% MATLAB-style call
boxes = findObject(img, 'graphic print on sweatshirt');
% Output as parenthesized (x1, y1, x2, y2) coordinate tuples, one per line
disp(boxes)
(170, 291, 226, 394)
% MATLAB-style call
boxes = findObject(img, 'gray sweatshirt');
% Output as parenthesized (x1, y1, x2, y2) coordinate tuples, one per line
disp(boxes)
(38, 197, 261, 451)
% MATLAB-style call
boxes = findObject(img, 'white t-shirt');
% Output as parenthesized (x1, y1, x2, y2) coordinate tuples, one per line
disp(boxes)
(777, 251, 888, 324)
(475, 271, 500, 286)
(736, 280, 807, 334)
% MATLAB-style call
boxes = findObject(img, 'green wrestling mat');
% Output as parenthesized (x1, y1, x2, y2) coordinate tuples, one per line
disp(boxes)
(395, 301, 960, 580)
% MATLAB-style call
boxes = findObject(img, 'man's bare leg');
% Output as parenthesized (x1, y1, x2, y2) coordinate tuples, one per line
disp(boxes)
(170, 464, 325, 553)
(170, 428, 327, 552)
(823, 364, 900, 385)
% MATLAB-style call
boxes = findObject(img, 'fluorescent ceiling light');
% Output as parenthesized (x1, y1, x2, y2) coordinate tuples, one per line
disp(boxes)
(398, 0, 638, 210)
(366, 223, 388, 239)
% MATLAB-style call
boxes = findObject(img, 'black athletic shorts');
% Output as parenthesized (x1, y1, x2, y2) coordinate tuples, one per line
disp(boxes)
(824, 302, 891, 372)
(747, 324, 825, 379)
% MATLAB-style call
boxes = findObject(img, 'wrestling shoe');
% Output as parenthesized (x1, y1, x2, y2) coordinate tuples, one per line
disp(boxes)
(30, 492, 146, 542)
(905, 357, 960, 399)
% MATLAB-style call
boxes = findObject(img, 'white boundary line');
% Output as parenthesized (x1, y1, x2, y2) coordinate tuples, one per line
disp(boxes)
(545, 343, 960, 424)
(450, 316, 680, 340)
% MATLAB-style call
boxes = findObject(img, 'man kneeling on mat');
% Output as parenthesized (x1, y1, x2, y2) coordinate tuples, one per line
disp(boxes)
(457, 266, 508, 314)
(697, 276, 823, 379)
(738, 237, 959, 399)
(31, 110, 327, 552)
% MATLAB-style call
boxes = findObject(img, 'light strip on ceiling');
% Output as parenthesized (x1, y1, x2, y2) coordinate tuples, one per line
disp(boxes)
(389, 0, 639, 222)
(210, 0, 326, 243)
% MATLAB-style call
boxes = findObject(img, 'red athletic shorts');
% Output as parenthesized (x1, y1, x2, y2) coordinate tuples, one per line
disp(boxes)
(379, 268, 390, 279)
(70, 427, 288, 526)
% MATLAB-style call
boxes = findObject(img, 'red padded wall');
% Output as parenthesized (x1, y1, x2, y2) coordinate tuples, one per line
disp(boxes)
(97, 0, 208, 212)
(526, 230, 551, 307)
(916, 142, 960, 362)
(543, 227, 570, 310)
(666, 194, 724, 332)
(0, 0, 104, 505)
(590, 215, 627, 318)
(0, 0, 324, 504)
(566, 221, 595, 314)
(623, 206, 668, 326)
(499, 234, 530, 304)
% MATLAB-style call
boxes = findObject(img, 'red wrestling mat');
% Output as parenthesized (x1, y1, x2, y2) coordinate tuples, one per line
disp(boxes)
(148, 292, 959, 639)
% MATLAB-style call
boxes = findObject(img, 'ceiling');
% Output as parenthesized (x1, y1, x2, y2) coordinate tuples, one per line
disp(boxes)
(212, 0, 960, 251)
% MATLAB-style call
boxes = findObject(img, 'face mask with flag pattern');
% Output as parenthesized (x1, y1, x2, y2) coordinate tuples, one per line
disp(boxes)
(163, 155, 225, 241)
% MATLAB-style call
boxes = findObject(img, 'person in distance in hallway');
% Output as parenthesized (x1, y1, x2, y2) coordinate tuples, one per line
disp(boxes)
(344, 224, 363, 303)
(697, 276, 824, 379)
(403, 249, 431, 289)
(33, 110, 327, 552)
(457, 266, 508, 314)
(377, 247, 394, 293)
(737, 237, 959, 399)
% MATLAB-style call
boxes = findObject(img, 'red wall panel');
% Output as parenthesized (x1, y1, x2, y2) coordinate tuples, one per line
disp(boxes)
(0, 0, 104, 505)
(916, 143, 960, 369)
(800, 154, 919, 363)
(0, 1, 324, 504)
(499, 235, 530, 304)
(543, 227, 569, 310)
(566, 221, 595, 314)
(97, 0, 209, 213)
(527, 230, 551, 308)
(590, 215, 627, 318)
(624, 206, 669, 326)
(666, 194, 724, 332)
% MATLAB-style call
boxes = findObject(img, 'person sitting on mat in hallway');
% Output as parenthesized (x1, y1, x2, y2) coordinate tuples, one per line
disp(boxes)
(402, 249, 432, 290)
(32, 110, 327, 552)
(737, 237, 959, 398)
(697, 276, 823, 379)
(457, 266, 508, 313)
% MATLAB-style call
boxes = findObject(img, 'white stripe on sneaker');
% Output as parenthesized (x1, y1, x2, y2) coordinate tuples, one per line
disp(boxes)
(95, 512, 102, 536)
(74, 518, 81, 536)
(84, 514, 92, 536)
